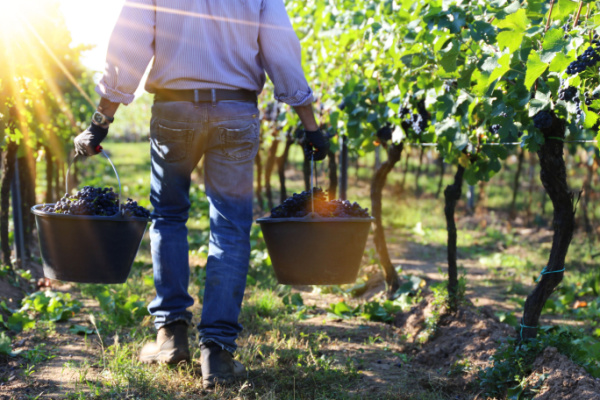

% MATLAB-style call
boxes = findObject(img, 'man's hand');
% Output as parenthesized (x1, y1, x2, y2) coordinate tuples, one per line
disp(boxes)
(74, 123, 108, 156)
(303, 128, 330, 161)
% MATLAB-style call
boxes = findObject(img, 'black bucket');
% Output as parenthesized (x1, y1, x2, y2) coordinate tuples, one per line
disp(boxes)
(31, 205, 148, 284)
(256, 215, 373, 285)
(31, 150, 148, 284)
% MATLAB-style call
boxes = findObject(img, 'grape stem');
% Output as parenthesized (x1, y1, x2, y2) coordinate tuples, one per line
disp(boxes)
(573, 1, 584, 29)
(544, 0, 555, 34)
(534, 0, 555, 93)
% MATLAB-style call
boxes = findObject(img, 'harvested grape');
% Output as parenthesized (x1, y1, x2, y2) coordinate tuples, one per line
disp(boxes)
(269, 188, 370, 218)
(42, 186, 150, 219)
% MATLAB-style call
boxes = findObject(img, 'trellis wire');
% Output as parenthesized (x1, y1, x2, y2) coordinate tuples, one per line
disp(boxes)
(405, 139, 598, 147)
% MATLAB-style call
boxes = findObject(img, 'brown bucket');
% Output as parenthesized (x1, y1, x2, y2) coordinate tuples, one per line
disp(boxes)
(256, 215, 373, 285)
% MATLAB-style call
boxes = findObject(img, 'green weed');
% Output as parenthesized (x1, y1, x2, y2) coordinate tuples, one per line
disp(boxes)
(479, 326, 600, 398)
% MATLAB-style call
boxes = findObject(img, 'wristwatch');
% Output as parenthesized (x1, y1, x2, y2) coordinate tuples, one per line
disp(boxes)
(91, 110, 114, 126)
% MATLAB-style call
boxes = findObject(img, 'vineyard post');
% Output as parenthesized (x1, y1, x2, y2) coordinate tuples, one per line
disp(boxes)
(509, 149, 525, 219)
(415, 147, 425, 197)
(339, 134, 348, 200)
(11, 159, 26, 264)
(466, 185, 475, 214)
(44, 146, 54, 203)
(435, 154, 445, 198)
(254, 152, 264, 212)
(1, 139, 18, 269)
(327, 149, 338, 200)
(276, 129, 293, 204)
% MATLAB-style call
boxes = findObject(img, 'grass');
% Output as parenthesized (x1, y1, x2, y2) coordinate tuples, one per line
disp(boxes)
(7, 141, 600, 398)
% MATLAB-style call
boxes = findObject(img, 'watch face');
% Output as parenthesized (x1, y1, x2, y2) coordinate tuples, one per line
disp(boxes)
(92, 112, 105, 125)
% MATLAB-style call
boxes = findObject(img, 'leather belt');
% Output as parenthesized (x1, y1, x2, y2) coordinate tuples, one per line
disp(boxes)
(154, 88, 257, 103)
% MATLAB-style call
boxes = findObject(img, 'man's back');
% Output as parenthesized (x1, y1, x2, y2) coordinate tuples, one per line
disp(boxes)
(98, 0, 312, 107)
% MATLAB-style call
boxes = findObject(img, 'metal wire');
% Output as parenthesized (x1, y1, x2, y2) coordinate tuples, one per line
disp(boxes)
(405, 139, 597, 147)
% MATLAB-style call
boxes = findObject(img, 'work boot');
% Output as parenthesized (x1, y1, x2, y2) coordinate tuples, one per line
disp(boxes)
(200, 342, 246, 389)
(139, 321, 190, 365)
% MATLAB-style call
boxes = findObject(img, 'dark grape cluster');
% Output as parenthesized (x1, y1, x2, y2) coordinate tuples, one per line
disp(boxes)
(42, 186, 150, 219)
(562, 15, 572, 35)
(566, 45, 600, 75)
(376, 123, 393, 142)
(410, 113, 426, 134)
(269, 188, 370, 218)
(399, 101, 429, 135)
(443, 80, 455, 93)
(122, 198, 151, 219)
(532, 111, 553, 129)
(490, 124, 501, 135)
(558, 86, 577, 102)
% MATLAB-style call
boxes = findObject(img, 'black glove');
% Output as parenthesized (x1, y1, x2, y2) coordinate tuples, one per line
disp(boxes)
(303, 128, 330, 161)
(74, 123, 108, 156)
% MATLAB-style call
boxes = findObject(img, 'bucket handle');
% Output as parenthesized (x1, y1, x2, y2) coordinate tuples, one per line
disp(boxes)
(66, 149, 123, 216)
(310, 158, 318, 214)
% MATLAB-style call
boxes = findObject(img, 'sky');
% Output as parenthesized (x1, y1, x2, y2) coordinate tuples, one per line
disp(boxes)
(58, 0, 151, 97)
(58, 0, 124, 71)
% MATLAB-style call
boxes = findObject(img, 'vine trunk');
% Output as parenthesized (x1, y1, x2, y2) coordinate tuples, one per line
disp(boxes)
(521, 116, 576, 341)
(370, 142, 403, 298)
(444, 164, 465, 311)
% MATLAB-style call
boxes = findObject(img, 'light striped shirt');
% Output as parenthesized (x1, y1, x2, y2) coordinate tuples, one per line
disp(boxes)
(96, 0, 314, 106)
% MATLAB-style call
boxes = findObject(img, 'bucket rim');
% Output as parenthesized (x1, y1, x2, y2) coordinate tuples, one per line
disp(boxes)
(256, 215, 374, 224)
(31, 204, 151, 222)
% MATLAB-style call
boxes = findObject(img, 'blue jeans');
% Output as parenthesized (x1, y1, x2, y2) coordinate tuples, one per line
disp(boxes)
(147, 99, 259, 353)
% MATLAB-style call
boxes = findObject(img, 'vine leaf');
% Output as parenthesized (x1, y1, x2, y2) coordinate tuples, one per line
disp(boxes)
(495, 8, 529, 53)
(524, 51, 549, 90)
(583, 107, 599, 129)
(489, 53, 512, 83)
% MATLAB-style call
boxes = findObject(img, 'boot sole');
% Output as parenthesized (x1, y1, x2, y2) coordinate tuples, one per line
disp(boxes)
(139, 349, 190, 365)
(202, 364, 246, 389)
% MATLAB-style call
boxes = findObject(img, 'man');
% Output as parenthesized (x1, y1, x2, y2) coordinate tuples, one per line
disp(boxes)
(74, 0, 328, 389)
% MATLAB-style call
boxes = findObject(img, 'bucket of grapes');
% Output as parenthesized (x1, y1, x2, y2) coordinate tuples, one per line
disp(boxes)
(256, 188, 373, 285)
(31, 151, 150, 284)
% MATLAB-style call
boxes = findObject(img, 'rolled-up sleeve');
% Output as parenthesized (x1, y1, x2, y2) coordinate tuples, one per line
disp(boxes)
(258, 0, 314, 107)
(95, 0, 156, 105)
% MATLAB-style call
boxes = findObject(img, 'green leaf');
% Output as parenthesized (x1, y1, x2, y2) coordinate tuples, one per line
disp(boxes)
(494, 9, 529, 54)
(439, 40, 460, 73)
(7, 313, 35, 333)
(0, 331, 11, 356)
(524, 51, 548, 90)
(507, 382, 524, 399)
(495, 9, 529, 33)
(542, 29, 568, 54)
(497, 30, 524, 54)
(69, 324, 95, 335)
(549, 52, 572, 73)
(489, 53, 512, 82)
(583, 109, 599, 129)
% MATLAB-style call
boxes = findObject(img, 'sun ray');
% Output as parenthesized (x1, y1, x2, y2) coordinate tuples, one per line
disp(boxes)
(124, 2, 294, 31)
(20, 15, 96, 109)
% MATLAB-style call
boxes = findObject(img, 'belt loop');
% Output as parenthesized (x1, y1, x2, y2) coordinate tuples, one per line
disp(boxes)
(194, 89, 200, 103)
(211, 89, 217, 107)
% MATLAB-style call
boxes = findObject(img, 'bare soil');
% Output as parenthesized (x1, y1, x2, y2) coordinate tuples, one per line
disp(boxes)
(529, 347, 600, 400)
(1, 214, 598, 399)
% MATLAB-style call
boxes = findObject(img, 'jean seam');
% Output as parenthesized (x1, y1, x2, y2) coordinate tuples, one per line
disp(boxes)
(199, 338, 236, 354)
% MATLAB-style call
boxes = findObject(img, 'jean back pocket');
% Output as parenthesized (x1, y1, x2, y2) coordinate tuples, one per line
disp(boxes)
(219, 122, 259, 162)
(151, 122, 192, 163)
